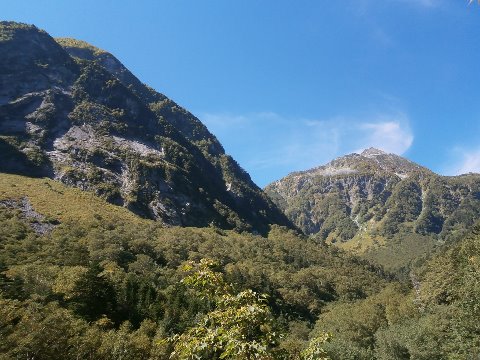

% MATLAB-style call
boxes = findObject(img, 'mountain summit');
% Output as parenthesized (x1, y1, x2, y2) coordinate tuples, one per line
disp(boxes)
(265, 149, 480, 268)
(295, 147, 430, 180)
(0, 22, 292, 233)
(361, 147, 386, 157)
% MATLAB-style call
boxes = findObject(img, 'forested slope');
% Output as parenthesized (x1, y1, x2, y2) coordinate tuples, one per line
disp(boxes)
(0, 173, 389, 359)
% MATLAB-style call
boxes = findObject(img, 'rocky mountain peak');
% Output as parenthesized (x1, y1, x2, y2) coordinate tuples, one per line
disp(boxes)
(265, 147, 480, 261)
(293, 148, 429, 181)
(0, 21, 293, 234)
(360, 147, 387, 157)
(55, 37, 225, 156)
(0, 22, 79, 105)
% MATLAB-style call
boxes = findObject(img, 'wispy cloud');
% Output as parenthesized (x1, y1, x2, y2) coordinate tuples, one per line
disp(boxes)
(371, 26, 394, 47)
(357, 120, 413, 154)
(200, 111, 414, 186)
(446, 147, 480, 175)
(397, 0, 440, 8)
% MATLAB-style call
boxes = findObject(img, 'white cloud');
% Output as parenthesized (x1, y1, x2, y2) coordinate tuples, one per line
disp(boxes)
(447, 148, 480, 175)
(200, 111, 414, 186)
(358, 120, 413, 155)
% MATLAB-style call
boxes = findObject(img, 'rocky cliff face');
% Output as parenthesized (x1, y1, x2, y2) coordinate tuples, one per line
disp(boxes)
(0, 21, 292, 234)
(265, 148, 480, 245)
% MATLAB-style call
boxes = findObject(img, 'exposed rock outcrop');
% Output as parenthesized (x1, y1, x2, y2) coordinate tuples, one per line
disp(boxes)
(0, 21, 292, 234)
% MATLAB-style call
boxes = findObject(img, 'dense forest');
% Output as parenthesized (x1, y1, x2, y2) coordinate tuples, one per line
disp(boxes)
(1, 173, 479, 359)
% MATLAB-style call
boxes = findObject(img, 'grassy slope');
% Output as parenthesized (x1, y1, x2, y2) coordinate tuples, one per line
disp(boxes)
(0, 173, 149, 225)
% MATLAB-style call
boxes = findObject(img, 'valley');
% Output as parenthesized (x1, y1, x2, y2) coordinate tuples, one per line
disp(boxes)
(1, 21, 480, 359)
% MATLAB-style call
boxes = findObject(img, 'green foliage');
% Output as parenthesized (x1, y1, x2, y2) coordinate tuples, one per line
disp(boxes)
(381, 179, 423, 236)
(0, 137, 47, 176)
(362, 232, 437, 276)
(65, 262, 117, 321)
(308, 223, 480, 359)
(0, 21, 36, 42)
(55, 37, 106, 56)
(1, 174, 480, 359)
(374, 311, 454, 360)
(181, 258, 231, 299)
(312, 283, 417, 360)
(0, 173, 391, 358)
(167, 260, 281, 359)
(301, 333, 332, 360)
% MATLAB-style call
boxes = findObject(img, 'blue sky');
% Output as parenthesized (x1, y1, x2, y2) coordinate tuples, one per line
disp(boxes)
(4, 0, 480, 186)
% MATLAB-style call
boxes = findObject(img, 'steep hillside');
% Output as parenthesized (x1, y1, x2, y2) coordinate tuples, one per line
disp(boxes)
(0, 172, 390, 358)
(0, 21, 291, 234)
(265, 148, 480, 270)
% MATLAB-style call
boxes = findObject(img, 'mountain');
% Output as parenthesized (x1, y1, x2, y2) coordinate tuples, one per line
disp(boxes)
(0, 21, 292, 234)
(265, 148, 480, 270)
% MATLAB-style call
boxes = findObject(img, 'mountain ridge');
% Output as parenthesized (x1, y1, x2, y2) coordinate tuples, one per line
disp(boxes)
(283, 147, 431, 179)
(0, 21, 293, 234)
